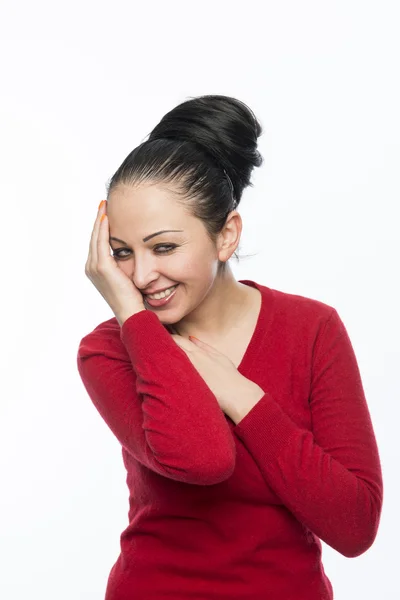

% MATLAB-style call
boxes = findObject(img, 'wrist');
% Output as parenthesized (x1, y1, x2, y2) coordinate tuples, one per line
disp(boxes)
(229, 380, 265, 425)
(116, 307, 146, 327)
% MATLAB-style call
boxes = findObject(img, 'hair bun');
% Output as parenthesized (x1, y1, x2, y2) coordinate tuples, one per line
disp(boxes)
(149, 94, 263, 201)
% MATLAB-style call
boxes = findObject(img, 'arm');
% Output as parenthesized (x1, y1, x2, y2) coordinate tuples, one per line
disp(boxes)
(77, 310, 236, 485)
(233, 308, 383, 558)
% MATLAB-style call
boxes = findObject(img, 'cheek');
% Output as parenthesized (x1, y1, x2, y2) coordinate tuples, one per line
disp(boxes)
(118, 263, 131, 276)
(181, 259, 217, 292)
(175, 255, 211, 279)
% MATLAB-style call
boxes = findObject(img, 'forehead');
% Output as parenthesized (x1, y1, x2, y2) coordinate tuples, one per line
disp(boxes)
(107, 182, 197, 241)
(108, 182, 182, 213)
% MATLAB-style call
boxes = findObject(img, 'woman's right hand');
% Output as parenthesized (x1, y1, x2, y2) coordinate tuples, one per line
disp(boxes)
(85, 200, 147, 321)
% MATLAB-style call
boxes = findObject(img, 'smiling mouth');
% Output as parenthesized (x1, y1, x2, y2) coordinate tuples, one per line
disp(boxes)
(144, 284, 179, 299)
(143, 284, 180, 307)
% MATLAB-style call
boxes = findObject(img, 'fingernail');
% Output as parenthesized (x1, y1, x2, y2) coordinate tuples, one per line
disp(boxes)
(98, 200, 106, 210)
(100, 214, 106, 222)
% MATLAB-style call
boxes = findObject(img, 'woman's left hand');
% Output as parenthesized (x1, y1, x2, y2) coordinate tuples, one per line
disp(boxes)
(171, 334, 255, 416)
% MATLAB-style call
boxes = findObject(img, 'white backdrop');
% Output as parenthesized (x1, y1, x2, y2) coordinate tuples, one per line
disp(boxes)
(0, 1, 398, 599)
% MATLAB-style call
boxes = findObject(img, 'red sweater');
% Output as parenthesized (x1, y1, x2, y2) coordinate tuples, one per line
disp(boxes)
(77, 280, 383, 600)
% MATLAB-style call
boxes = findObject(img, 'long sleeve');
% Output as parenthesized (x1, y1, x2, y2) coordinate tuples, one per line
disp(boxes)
(77, 310, 236, 485)
(234, 308, 383, 558)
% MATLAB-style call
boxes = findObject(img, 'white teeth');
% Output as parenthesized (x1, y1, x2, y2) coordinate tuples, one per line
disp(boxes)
(147, 285, 177, 300)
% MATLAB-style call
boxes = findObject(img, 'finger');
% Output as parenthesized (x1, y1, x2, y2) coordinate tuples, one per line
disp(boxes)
(93, 200, 107, 265)
(171, 334, 192, 350)
(189, 336, 219, 354)
(97, 210, 111, 265)
(87, 200, 107, 269)
(170, 335, 190, 357)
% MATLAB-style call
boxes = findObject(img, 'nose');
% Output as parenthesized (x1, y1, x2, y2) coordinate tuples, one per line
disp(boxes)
(128, 254, 160, 293)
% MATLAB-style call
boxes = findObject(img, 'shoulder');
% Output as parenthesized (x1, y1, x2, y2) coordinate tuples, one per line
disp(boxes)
(255, 281, 339, 337)
(253, 279, 335, 317)
(270, 285, 335, 318)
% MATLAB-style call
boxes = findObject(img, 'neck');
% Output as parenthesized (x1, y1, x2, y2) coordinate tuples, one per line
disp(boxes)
(170, 267, 249, 339)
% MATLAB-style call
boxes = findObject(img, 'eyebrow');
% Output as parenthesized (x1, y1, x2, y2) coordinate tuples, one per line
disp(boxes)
(110, 230, 184, 244)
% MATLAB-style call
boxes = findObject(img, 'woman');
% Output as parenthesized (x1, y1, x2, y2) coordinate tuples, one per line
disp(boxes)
(77, 95, 383, 599)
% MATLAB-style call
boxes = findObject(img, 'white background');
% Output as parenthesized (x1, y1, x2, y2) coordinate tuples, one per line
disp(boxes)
(0, 1, 398, 598)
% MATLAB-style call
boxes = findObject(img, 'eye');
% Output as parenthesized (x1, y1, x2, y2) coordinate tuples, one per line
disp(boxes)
(112, 244, 177, 259)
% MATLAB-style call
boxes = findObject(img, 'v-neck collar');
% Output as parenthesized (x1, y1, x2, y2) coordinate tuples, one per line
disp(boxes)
(236, 280, 275, 374)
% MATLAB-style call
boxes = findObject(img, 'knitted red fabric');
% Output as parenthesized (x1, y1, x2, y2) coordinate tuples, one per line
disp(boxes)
(77, 280, 383, 599)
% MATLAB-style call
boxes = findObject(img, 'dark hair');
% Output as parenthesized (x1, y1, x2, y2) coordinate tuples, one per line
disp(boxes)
(106, 94, 263, 274)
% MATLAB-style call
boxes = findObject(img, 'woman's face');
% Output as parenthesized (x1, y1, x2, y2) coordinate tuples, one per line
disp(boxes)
(106, 181, 240, 325)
